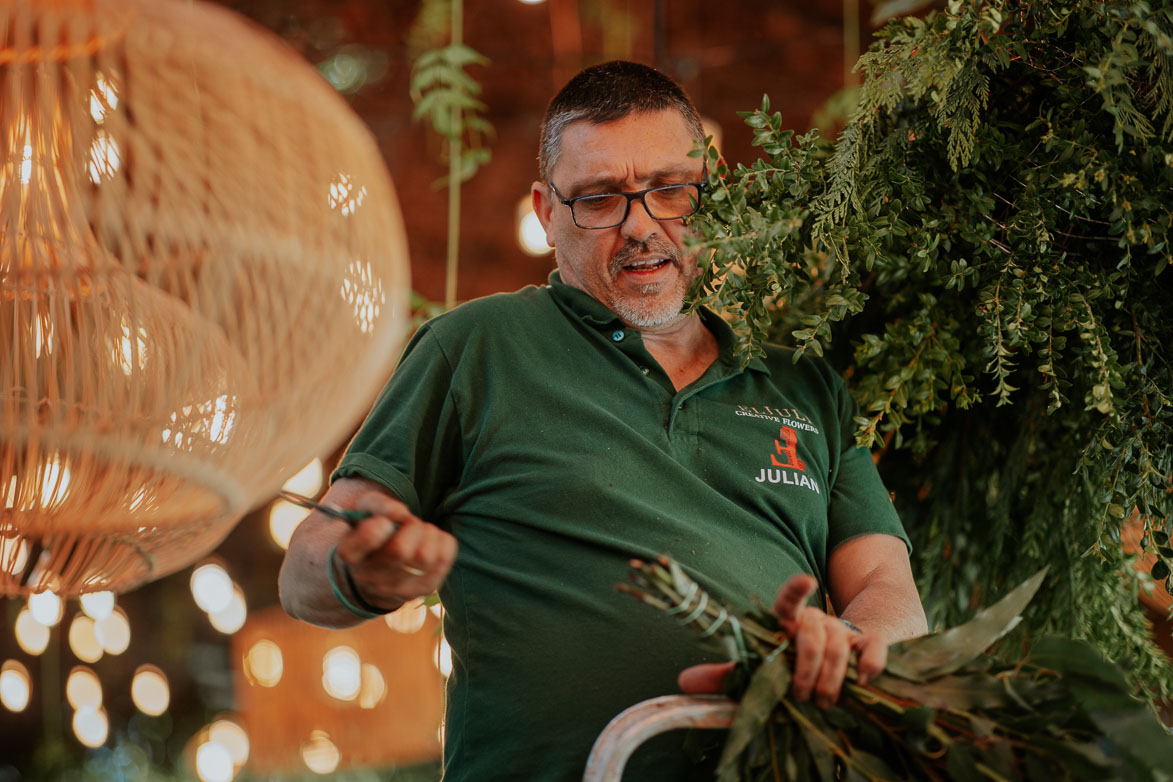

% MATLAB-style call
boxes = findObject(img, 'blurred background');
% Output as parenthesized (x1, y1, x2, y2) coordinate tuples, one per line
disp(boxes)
(0, 0, 908, 779)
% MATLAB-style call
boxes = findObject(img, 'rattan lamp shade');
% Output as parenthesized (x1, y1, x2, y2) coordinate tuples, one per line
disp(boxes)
(0, 0, 410, 596)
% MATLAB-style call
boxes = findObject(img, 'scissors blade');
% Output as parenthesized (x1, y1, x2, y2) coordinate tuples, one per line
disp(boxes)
(278, 490, 372, 526)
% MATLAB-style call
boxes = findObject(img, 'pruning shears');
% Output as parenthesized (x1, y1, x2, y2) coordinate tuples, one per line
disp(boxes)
(279, 490, 373, 527)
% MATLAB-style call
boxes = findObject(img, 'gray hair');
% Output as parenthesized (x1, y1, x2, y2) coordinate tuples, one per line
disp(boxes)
(538, 60, 705, 183)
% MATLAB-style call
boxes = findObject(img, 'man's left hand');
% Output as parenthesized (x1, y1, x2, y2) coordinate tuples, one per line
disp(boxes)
(677, 572, 888, 709)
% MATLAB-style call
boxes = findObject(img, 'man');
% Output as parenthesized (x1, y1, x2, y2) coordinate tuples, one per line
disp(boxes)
(279, 61, 926, 781)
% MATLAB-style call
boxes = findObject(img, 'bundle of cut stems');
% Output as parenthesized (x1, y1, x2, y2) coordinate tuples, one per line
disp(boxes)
(618, 557, 1173, 782)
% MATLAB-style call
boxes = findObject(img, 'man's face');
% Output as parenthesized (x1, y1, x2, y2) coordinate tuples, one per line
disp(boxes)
(532, 109, 704, 330)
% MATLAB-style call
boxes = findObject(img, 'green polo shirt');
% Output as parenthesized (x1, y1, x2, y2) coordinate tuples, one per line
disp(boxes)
(333, 271, 908, 782)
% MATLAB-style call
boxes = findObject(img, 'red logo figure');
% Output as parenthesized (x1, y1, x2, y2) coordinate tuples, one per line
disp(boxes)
(770, 426, 805, 472)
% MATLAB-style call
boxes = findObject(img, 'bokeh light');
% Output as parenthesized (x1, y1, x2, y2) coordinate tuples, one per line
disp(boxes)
(209, 587, 247, 635)
(15, 608, 50, 655)
(358, 663, 386, 709)
(195, 739, 235, 782)
(268, 500, 311, 550)
(243, 640, 283, 688)
(72, 705, 109, 747)
(384, 599, 428, 633)
(301, 730, 340, 775)
(28, 590, 62, 626)
(95, 606, 130, 654)
(281, 458, 323, 498)
(516, 196, 551, 256)
(131, 665, 170, 716)
(79, 591, 115, 621)
(434, 638, 452, 677)
(0, 660, 31, 712)
(321, 645, 361, 701)
(68, 614, 103, 663)
(191, 563, 234, 614)
(208, 719, 250, 767)
(66, 666, 102, 709)
(0, 534, 30, 575)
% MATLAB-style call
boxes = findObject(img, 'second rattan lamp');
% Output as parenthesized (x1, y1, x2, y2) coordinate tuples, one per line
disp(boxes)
(0, 0, 410, 596)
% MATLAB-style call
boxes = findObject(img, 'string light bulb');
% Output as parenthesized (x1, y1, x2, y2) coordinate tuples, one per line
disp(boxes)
(66, 667, 103, 710)
(68, 614, 103, 663)
(191, 563, 233, 614)
(516, 196, 552, 256)
(14, 609, 50, 655)
(195, 739, 235, 782)
(0, 660, 31, 712)
(209, 586, 247, 634)
(94, 606, 130, 655)
(72, 705, 109, 748)
(28, 590, 62, 626)
(131, 665, 170, 716)
(79, 591, 115, 621)
(321, 646, 361, 701)
(301, 730, 341, 775)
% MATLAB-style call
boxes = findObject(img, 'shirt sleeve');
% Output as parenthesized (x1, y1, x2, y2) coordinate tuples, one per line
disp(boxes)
(824, 372, 911, 554)
(331, 323, 463, 520)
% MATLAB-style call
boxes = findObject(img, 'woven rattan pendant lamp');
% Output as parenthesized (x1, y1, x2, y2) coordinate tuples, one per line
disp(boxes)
(0, 0, 410, 597)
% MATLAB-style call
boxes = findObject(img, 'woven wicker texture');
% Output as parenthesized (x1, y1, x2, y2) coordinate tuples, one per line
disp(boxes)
(0, 0, 410, 596)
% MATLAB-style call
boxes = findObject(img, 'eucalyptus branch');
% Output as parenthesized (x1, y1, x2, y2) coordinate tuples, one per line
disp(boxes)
(620, 558, 1173, 781)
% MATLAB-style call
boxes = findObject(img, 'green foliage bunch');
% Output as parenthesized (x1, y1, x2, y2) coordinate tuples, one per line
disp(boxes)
(687, 0, 1173, 699)
(622, 558, 1173, 781)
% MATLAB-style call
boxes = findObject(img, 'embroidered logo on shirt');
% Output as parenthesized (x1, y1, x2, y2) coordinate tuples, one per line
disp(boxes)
(734, 405, 821, 435)
(771, 426, 806, 471)
(755, 425, 821, 494)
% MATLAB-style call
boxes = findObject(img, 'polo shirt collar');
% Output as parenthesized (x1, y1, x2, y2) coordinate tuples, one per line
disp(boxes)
(545, 270, 771, 376)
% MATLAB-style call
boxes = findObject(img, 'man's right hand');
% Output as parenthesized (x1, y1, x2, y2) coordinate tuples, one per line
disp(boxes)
(279, 476, 458, 627)
(334, 489, 458, 612)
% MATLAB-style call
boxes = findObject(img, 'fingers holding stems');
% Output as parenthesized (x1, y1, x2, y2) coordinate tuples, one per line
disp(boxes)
(677, 573, 889, 708)
(772, 573, 885, 707)
(772, 572, 820, 631)
(677, 661, 736, 694)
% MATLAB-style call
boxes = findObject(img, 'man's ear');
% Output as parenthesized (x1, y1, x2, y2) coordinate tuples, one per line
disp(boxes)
(531, 181, 556, 248)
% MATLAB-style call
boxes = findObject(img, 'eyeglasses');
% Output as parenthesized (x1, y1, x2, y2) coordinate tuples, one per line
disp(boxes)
(547, 176, 707, 229)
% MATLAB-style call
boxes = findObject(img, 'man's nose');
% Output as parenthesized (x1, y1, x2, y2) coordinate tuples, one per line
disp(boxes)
(619, 196, 659, 242)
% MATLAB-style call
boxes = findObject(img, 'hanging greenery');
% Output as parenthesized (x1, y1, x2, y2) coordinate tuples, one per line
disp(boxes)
(687, 0, 1173, 700)
(409, 0, 494, 309)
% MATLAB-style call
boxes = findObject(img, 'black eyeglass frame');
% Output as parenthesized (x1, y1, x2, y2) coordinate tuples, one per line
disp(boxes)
(546, 170, 709, 230)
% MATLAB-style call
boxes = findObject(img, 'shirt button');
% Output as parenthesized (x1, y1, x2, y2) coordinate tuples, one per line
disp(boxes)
(611, 330, 625, 342)
(640, 366, 650, 375)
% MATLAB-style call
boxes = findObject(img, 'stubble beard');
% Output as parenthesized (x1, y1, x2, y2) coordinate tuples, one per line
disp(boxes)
(607, 239, 693, 328)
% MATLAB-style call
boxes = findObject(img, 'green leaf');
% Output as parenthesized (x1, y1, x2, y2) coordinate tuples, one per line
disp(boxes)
(1028, 737, 1115, 776)
(1086, 704, 1173, 774)
(793, 705, 838, 781)
(873, 672, 1010, 709)
(441, 43, 489, 68)
(716, 646, 792, 780)
(945, 744, 985, 782)
(843, 746, 903, 781)
(1027, 636, 1130, 689)
(886, 568, 1048, 680)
